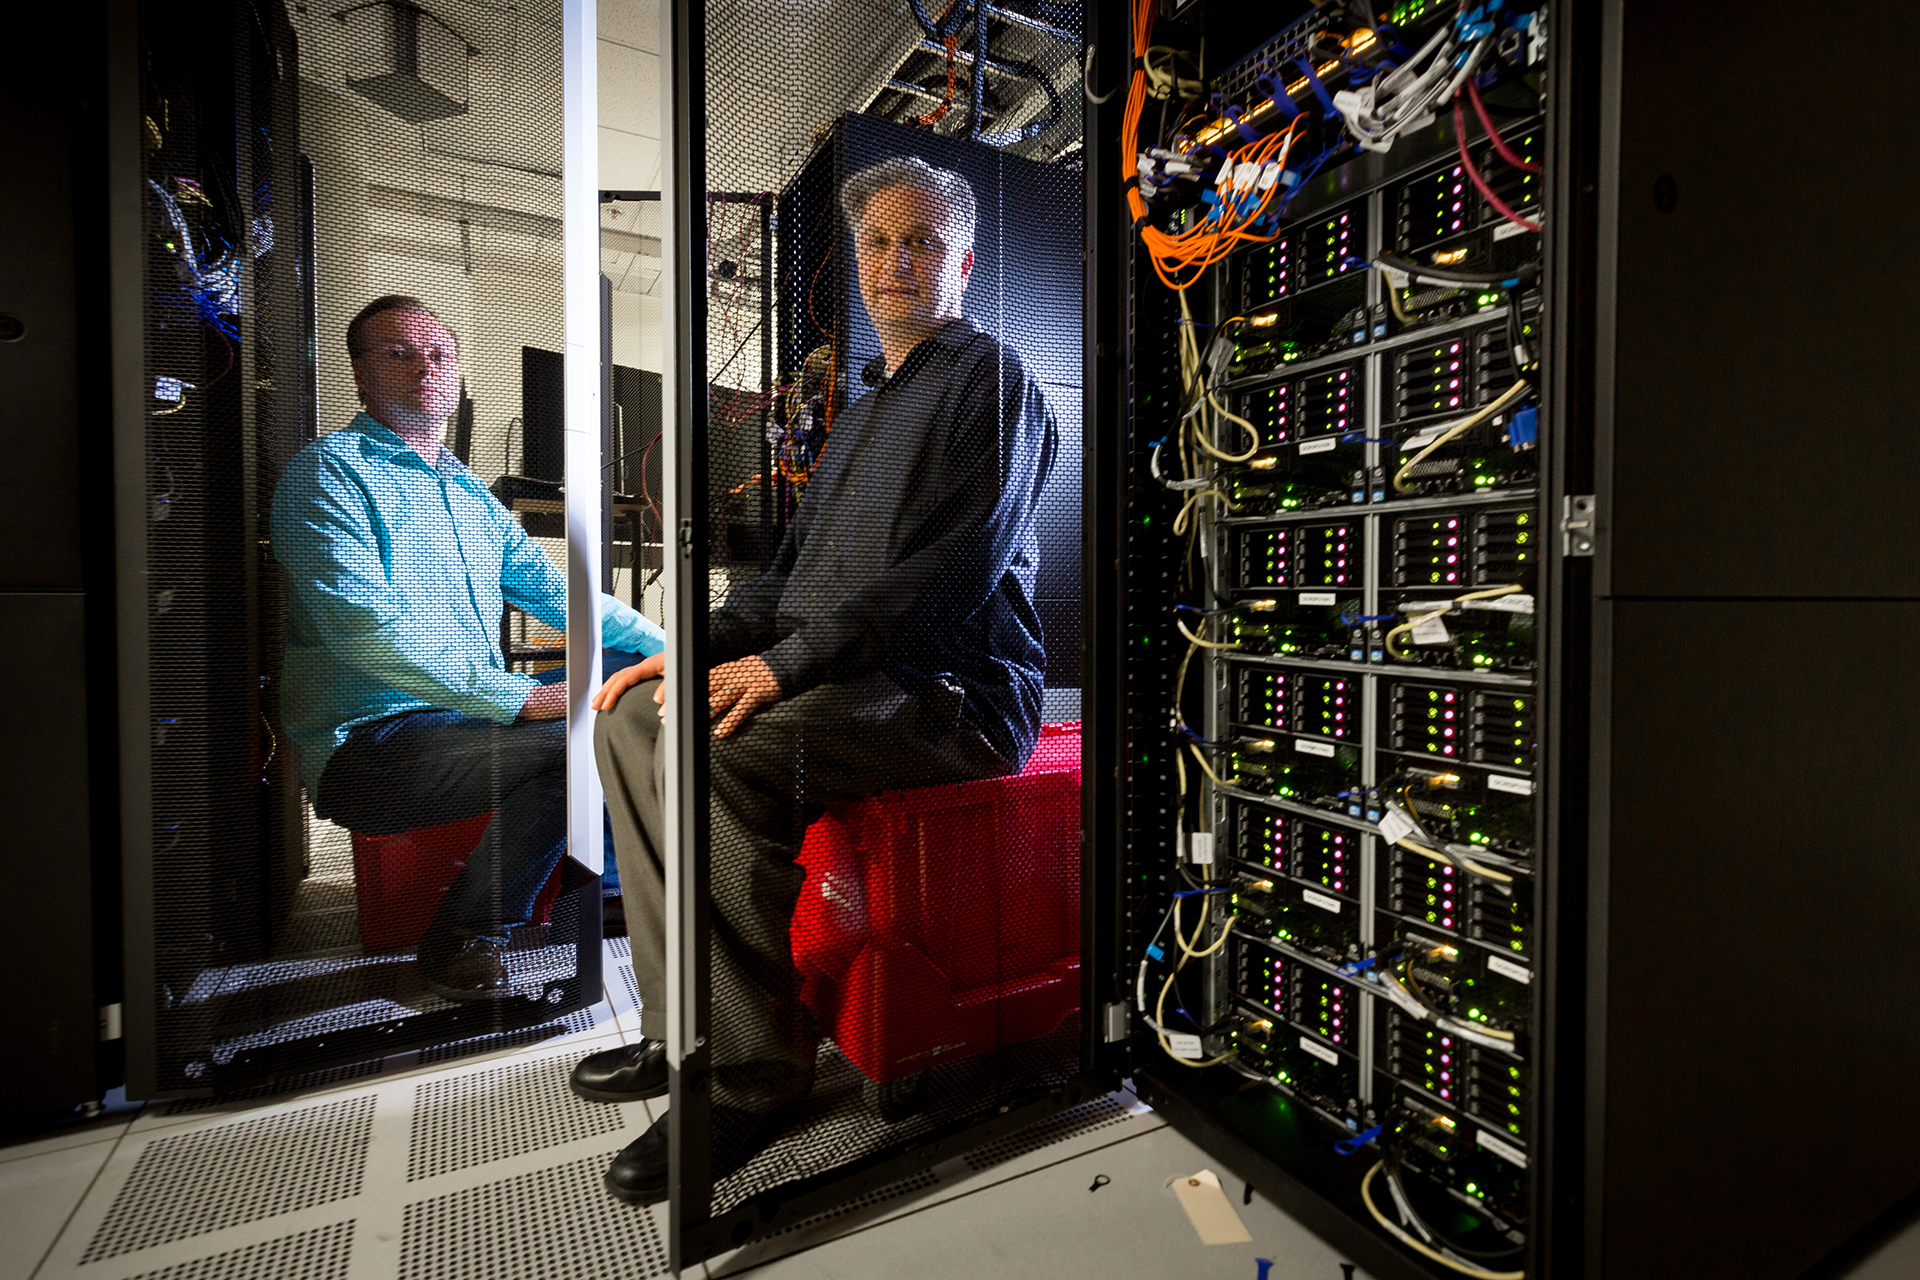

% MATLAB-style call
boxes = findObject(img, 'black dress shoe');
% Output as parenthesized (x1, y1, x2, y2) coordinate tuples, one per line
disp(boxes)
(602, 1106, 780, 1205)
(605, 1114, 669, 1204)
(419, 932, 512, 1001)
(570, 1040, 669, 1103)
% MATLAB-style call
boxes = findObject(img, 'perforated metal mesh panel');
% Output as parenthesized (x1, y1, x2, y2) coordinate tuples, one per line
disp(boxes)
(666, 0, 1089, 1228)
(81, 1096, 376, 1263)
(121, 1221, 356, 1280)
(960, 1093, 1133, 1170)
(415, 1008, 596, 1065)
(158, 1059, 383, 1117)
(135, 0, 599, 1094)
(406, 1051, 625, 1181)
(398, 1152, 670, 1279)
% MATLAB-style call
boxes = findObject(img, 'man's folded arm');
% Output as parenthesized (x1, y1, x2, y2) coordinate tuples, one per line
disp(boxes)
(760, 361, 1054, 701)
(272, 451, 536, 720)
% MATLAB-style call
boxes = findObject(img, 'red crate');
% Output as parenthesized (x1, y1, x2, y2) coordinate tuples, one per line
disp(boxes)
(791, 722, 1082, 1084)
(348, 812, 565, 952)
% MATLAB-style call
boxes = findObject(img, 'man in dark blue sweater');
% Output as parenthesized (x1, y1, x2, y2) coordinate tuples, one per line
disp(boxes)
(573, 156, 1059, 1203)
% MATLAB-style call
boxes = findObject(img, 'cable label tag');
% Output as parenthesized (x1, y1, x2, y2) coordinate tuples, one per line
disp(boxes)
(1492, 219, 1532, 241)
(1302, 888, 1342, 914)
(1167, 1033, 1205, 1060)
(1294, 738, 1336, 757)
(1409, 613, 1452, 645)
(1487, 773, 1533, 796)
(1475, 1128, 1529, 1167)
(1378, 806, 1417, 845)
(1300, 437, 1339, 455)
(1299, 1035, 1340, 1065)
(1463, 593, 1535, 614)
(1300, 591, 1337, 606)
(1189, 831, 1216, 865)
(1487, 955, 1532, 985)
(1400, 429, 1444, 452)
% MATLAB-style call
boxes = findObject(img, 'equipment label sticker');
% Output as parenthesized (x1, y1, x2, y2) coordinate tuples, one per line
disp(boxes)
(1487, 773, 1533, 796)
(1476, 1128, 1529, 1167)
(1294, 738, 1336, 757)
(1300, 591, 1337, 606)
(1302, 889, 1342, 914)
(1463, 593, 1535, 614)
(1493, 219, 1532, 241)
(1167, 1033, 1205, 1060)
(1300, 437, 1339, 455)
(1487, 955, 1532, 985)
(1299, 1035, 1340, 1065)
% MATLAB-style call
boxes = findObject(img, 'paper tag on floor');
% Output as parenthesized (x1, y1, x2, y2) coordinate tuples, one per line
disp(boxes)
(1171, 1169, 1254, 1245)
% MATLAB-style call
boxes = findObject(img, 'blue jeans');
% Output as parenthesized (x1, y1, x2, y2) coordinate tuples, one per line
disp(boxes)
(316, 650, 647, 943)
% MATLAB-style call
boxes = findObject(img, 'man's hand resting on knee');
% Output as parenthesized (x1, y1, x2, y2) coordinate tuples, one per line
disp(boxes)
(708, 656, 781, 738)
(592, 651, 665, 713)
(589, 651, 782, 738)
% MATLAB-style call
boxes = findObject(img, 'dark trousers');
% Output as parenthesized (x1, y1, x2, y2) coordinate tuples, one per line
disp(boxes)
(595, 670, 1010, 1114)
(317, 652, 646, 943)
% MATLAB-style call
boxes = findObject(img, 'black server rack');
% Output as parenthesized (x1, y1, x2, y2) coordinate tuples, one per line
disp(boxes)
(1098, 2, 1920, 1278)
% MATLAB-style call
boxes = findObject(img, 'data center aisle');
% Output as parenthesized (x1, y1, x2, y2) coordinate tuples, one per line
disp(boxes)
(4, 938, 1916, 1280)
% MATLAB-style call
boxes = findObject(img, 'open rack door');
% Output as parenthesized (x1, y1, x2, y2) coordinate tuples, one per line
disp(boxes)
(657, 0, 1117, 1264)
(120, 0, 605, 1097)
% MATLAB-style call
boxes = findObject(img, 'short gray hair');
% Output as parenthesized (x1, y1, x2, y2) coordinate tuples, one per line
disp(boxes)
(839, 156, 977, 252)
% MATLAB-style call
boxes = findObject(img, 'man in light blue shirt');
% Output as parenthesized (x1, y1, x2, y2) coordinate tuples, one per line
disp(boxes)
(272, 295, 662, 999)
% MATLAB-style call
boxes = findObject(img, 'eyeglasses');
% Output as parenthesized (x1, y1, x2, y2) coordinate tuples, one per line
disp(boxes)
(367, 343, 455, 365)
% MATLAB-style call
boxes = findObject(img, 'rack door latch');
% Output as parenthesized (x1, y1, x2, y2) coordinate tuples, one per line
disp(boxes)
(1562, 495, 1596, 557)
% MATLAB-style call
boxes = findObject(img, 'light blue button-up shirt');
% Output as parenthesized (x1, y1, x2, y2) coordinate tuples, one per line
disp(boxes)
(271, 412, 664, 793)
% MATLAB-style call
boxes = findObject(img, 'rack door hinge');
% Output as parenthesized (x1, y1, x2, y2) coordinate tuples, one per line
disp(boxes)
(678, 518, 693, 559)
(1562, 494, 1596, 557)
(1102, 1001, 1130, 1043)
(99, 1003, 123, 1042)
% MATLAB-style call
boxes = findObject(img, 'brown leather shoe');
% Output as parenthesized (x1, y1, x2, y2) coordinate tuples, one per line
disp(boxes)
(419, 932, 512, 1001)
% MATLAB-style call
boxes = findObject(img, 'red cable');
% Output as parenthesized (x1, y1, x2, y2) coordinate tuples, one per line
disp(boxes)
(1465, 76, 1539, 173)
(1453, 99, 1539, 233)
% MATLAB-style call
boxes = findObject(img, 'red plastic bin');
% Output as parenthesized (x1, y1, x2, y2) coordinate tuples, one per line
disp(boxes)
(348, 812, 566, 952)
(790, 721, 1082, 1085)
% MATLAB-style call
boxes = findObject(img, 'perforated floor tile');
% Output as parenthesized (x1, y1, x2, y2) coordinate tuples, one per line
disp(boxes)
(397, 1150, 668, 1279)
(406, 1052, 625, 1182)
(80, 1096, 376, 1265)
(120, 1219, 355, 1280)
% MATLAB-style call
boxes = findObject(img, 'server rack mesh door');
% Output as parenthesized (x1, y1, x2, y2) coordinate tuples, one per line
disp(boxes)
(134, 0, 599, 1095)
(666, 0, 1089, 1236)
